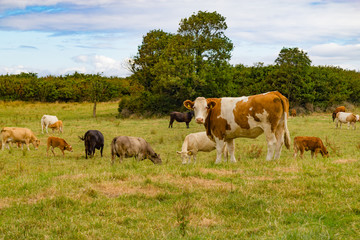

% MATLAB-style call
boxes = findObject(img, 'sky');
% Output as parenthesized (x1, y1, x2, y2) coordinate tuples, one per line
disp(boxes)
(0, 0, 359, 77)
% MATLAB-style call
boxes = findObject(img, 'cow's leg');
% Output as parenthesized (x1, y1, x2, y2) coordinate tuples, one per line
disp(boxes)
(264, 127, 277, 161)
(311, 150, 315, 158)
(300, 147, 304, 158)
(274, 127, 285, 160)
(45, 123, 49, 133)
(25, 139, 31, 151)
(1, 139, 5, 150)
(186, 122, 189, 128)
(169, 118, 174, 128)
(52, 147, 56, 156)
(192, 154, 196, 164)
(214, 138, 225, 164)
(226, 139, 236, 163)
(100, 145, 104, 157)
(85, 148, 88, 159)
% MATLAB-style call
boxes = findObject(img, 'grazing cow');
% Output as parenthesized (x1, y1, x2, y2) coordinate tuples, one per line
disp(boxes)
(184, 91, 290, 163)
(78, 130, 104, 159)
(111, 136, 162, 164)
(293, 136, 329, 158)
(290, 109, 297, 117)
(1, 127, 40, 151)
(41, 115, 59, 133)
(169, 111, 194, 128)
(47, 136, 73, 156)
(332, 106, 346, 122)
(48, 120, 63, 133)
(176, 131, 229, 164)
(335, 112, 358, 129)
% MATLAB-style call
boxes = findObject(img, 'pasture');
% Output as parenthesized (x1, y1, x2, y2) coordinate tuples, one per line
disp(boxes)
(0, 101, 360, 239)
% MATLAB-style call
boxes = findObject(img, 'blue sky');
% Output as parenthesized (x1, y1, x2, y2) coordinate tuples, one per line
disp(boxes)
(0, 0, 359, 77)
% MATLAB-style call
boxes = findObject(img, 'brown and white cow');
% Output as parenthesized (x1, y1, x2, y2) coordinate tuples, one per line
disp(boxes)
(176, 131, 229, 164)
(1, 127, 40, 151)
(184, 91, 290, 163)
(110, 136, 162, 165)
(332, 106, 345, 122)
(335, 112, 358, 129)
(47, 136, 73, 156)
(48, 120, 63, 133)
(293, 136, 329, 159)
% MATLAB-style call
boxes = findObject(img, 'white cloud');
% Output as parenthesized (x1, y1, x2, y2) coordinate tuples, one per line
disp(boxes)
(72, 54, 131, 76)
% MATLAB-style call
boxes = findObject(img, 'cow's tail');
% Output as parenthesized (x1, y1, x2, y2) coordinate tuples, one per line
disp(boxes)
(78, 135, 85, 141)
(277, 93, 291, 150)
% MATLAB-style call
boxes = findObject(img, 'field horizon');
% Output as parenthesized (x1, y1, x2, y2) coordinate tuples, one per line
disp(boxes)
(0, 101, 359, 239)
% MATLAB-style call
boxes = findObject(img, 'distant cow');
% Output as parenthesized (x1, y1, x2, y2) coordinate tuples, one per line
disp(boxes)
(169, 111, 194, 128)
(177, 131, 229, 164)
(290, 109, 297, 117)
(332, 106, 346, 122)
(111, 136, 162, 164)
(41, 115, 59, 133)
(335, 112, 358, 129)
(79, 130, 104, 159)
(184, 91, 290, 163)
(47, 136, 73, 156)
(48, 120, 63, 133)
(1, 127, 40, 151)
(294, 136, 329, 159)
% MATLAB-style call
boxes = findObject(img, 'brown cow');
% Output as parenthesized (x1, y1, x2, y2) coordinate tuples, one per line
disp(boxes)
(1, 127, 40, 151)
(293, 136, 329, 159)
(47, 136, 73, 156)
(184, 91, 291, 163)
(48, 120, 63, 133)
(332, 106, 345, 122)
(111, 136, 162, 164)
(290, 109, 297, 117)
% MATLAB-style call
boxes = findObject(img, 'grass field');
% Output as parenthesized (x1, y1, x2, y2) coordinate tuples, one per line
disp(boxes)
(0, 101, 360, 239)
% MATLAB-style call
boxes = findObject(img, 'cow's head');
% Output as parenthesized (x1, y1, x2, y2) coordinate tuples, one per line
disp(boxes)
(33, 139, 40, 150)
(149, 153, 162, 164)
(184, 97, 216, 124)
(176, 151, 192, 164)
(65, 144, 73, 152)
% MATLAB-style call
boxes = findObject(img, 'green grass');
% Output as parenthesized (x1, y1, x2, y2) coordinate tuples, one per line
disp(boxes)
(0, 101, 360, 239)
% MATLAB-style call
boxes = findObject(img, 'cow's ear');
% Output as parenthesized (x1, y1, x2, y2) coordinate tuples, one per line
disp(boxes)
(184, 100, 194, 110)
(207, 100, 216, 109)
(176, 151, 181, 155)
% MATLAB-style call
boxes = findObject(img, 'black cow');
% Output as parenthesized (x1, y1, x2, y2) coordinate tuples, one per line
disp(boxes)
(78, 130, 104, 159)
(169, 111, 194, 128)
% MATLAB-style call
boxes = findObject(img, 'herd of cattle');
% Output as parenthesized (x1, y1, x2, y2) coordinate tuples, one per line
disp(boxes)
(1, 91, 359, 163)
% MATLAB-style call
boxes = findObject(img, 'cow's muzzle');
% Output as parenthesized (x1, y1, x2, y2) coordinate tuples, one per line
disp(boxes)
(196, 118, 204, 124)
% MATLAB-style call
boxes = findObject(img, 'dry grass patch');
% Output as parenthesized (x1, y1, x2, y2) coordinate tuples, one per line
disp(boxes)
(199, 168, 243, 176)
(333, 159, 358, 164)
(273, 167, 300, 173)
(92, 181, 162, 197)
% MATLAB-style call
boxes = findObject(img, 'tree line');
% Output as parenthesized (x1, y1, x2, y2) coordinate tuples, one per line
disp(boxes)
(1, 11, 359, 116)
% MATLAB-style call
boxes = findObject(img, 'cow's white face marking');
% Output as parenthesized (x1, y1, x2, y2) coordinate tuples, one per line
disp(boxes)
(193, 97, 208, 124)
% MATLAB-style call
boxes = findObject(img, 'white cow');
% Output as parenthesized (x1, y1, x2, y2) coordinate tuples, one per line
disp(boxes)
(177, 132, 229, 164)
(41, 115, 59, 133)
(335, 112, 358, 130)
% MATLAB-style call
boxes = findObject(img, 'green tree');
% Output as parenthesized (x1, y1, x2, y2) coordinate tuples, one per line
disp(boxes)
(274, 47, 312, 105)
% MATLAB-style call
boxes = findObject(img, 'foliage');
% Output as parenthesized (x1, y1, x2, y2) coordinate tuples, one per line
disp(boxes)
(0, 72, 130, 102)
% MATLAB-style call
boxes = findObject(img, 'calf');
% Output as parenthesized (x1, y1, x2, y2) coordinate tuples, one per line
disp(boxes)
(1, 127, 40, 151)
(169, 111, 194, 128)
(293, 136, 329, 159)
(290, 109, 297, 117)
(41, 115, 59, 133)
(79, 130, 104, 159)
(335, 112, 357, 130)
(47, 136, 73, 156)
(111, 136, 162, 164)
(332, 106, 345, 122)
(176, 132, 229, 164)
(48, 120, 63, 133)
